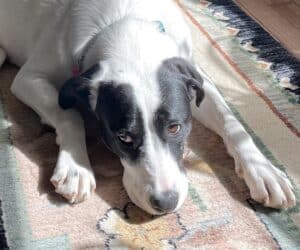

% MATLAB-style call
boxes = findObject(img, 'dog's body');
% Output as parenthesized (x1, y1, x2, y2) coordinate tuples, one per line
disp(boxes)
(0, 0, 295, 214)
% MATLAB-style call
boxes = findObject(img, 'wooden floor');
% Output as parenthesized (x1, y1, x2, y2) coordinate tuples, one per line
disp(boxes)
(234, 0, 300, 59)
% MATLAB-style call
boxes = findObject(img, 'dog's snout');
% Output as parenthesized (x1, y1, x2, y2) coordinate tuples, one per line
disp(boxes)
(150, 191, 179, 213)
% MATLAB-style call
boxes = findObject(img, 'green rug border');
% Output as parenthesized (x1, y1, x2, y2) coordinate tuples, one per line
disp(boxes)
(228, 103, 300, 249)
(0, 91, 70, 249)
(182, 0, 300, 130)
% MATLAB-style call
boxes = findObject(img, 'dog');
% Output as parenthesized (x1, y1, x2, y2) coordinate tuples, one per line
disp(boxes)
(0, 0, 295, 215)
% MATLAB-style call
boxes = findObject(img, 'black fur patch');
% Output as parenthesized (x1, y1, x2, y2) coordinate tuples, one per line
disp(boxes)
(159, 57, 204, 107)
(154, 57, 204, 163)
(58, 63, 100, 110)
(95, 83, 145, 161)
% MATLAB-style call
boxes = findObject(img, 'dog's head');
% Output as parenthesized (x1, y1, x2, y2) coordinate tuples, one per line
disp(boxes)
(59, 57, 204, 214)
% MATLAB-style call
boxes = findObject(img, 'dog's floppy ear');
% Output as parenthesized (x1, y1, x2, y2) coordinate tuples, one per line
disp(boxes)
(58, 76, 90, 110)
(58, 64, 100, 110)
(162, 57, 204, 107)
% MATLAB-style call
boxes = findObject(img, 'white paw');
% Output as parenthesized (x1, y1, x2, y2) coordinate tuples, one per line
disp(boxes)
(51, 150, 96, 203)
(236, 154, 296, 209)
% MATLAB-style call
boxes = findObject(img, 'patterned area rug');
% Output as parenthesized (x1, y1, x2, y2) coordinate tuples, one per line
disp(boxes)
(0, 0, 299, 249)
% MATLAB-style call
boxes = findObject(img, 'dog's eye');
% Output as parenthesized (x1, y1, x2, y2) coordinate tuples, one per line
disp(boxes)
(117, 132, 133, 144)
(167, 124, 181, 134)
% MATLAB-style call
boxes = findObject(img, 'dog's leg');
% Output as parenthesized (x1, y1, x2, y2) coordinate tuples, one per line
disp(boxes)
(191, 74, 296, 208)
(11, 68, 96, 203)
(0, 48, 6, 68)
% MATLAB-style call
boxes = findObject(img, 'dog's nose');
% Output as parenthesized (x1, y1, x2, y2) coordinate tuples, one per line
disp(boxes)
(150, 191, 179, 213)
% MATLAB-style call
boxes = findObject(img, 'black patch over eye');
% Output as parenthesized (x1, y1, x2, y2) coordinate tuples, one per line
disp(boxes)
(95, 83, 144, 161)
(167, 124, 181, 135)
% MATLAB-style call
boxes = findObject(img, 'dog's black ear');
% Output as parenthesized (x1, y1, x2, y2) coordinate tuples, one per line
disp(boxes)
(162, 57, 205, 107)
(58, 76, 90, 109)
(184, 77, 204, 107)
(58, 64, 100, 110)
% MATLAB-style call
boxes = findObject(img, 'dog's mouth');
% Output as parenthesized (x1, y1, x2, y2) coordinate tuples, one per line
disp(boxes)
(129, 187, 188, 215)
(121, 157, 189, 215)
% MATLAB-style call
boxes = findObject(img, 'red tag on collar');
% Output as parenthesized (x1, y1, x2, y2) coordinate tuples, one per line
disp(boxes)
(72, 66, 81, 77)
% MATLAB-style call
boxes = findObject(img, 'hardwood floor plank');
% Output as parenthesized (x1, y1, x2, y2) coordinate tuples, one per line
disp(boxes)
(234, 0, 300, 58)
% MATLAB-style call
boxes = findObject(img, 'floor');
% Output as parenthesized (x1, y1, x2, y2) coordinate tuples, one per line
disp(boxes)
(234, 0, 300, 59)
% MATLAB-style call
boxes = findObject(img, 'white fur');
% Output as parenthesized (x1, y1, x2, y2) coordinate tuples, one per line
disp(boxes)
(0, 0, 295, 212)
(122, 112, 188, 215)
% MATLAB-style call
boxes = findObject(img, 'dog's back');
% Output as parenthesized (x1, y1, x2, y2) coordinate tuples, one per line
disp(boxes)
(0, 0, 71, 65)
(0, 0, 189, 67)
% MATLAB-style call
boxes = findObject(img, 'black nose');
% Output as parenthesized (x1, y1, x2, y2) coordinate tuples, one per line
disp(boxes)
(150, 191, 179, 213)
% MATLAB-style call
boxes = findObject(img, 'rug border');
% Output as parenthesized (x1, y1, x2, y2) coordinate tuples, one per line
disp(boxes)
(175, 0, 300, 138)
(0, 76, 70, 250)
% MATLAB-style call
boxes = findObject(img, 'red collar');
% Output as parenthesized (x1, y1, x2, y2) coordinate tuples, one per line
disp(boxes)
(72, 66, 81, 77)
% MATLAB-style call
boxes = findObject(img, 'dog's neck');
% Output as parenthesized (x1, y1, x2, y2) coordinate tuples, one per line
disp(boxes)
(80, 18, 180, 77)
(66, 0, 180, 77)
(72, 19, 167, 76)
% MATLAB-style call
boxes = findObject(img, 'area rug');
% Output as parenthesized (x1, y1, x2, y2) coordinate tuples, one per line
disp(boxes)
(0, 0, 299, 249)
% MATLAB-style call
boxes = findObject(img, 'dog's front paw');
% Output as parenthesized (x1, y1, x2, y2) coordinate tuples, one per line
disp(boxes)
(236, 154, 296, 209)
(50, 150, 96, 203)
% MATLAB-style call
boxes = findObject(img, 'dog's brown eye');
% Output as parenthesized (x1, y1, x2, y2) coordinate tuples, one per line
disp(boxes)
(118, 133, 133, 144)
(167, 124, 181, 134)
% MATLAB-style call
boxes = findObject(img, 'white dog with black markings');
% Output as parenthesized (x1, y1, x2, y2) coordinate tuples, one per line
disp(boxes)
(0, 0, 295, 215)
